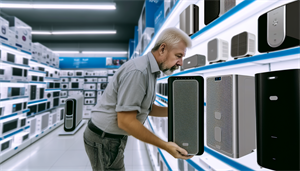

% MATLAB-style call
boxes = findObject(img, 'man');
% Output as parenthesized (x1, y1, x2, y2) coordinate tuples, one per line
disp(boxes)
(83, 27, 193, 171)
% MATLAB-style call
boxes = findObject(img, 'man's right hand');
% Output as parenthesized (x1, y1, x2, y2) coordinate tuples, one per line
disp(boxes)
(164, 142, 194, 160)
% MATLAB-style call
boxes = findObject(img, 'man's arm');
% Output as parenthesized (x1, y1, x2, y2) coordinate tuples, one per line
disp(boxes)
(148, 104, 168, 117)
(117, 111, 192, 160)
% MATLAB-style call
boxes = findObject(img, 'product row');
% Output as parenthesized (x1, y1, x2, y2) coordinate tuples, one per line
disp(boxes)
(157, 68, 299, 170)
(0, 107, 64, 154)
(60, 69, 116, 77)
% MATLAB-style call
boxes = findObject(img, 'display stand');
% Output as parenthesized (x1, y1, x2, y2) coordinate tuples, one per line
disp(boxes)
(58, 120, 86, 136)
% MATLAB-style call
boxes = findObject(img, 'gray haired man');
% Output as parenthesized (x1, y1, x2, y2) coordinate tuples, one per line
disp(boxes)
(83, 27, 193, 171)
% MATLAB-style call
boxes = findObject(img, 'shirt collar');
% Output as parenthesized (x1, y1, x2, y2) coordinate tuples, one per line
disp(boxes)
(147, 52, 160, 74)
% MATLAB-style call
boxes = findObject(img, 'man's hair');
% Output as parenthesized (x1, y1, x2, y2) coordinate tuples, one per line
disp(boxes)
(151, 27, 192, 52)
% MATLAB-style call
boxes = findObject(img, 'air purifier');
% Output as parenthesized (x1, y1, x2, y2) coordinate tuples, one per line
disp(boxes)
(180, 4, 199, 36)
(207, 38, 229, 64)
(206, 74, 256, 158)
(204, 0, 236, 25)
(64, 95, 83, 132)
(255, 69, 300, 170)
(231, 31, 256, 58)
(168, 76, 204, 155)
(182, 54, 206, 70)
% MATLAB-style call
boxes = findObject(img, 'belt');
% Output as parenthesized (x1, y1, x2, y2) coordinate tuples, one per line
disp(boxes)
(88, 120, 125, 139)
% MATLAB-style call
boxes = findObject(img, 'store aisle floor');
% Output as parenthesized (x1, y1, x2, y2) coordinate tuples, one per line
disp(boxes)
(0, 121, 153, 171)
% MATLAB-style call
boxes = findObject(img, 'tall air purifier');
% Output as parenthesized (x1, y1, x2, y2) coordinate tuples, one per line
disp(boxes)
(206, 75, 256, 158)
(255, 69, 300, 170)
(64, 95, 83, 132)
(168, 76, 204, 155)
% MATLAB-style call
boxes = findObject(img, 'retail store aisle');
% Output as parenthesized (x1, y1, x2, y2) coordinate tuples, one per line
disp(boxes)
(0, 120, 153, 171)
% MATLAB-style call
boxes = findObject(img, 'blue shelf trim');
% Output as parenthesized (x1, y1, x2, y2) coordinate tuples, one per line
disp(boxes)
(186, 159, 205, 171)
(24, 126, 30, 130)
(0, 113, 18, 120)
(29, 70, 47, 74)
(141, 0, 180, 56)
(0, 80, 10, 82)
(3, 128, 24, 139)
(84, 82, 98, 84)
(85, 76, 108, 78)
(45, 89, 61, 91)
(29, 81, 46, 84)
(22, 109, 30, 113)
(28, 99, 48, 105)
(30, 59, 38, 62)
(30, 59, 60, 70)
(20, 49, 31, 55)
(155, 100, 165, 107)
(157, 148, 172, 171)
(204, 147, 254, 171)
(191, 0, 256, 40)
(45, 77, 60, 80)
(156, 94, 168, 102)
(1, 42, 17, 50)
(158, 47, 300, 81)
(0, 96, 29, 102)
(1, 60, 30, 68)
(155, 98, 254, 171)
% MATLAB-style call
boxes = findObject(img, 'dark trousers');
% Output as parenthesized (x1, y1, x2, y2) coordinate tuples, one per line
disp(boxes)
(83, 123, 128, 171)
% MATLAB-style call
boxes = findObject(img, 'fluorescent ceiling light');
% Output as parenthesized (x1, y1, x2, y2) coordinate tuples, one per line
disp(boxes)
(82, 51, 128, 54)
(53, 51, 80, 54)
(32, 31, 116, 35)
(0, 3, 116, 10)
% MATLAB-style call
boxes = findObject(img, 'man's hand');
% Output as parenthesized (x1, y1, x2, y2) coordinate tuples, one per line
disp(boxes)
(164, 142, 194, 160)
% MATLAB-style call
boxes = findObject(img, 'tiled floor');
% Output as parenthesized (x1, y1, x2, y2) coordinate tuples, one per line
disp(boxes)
(0, 121, 153, 171)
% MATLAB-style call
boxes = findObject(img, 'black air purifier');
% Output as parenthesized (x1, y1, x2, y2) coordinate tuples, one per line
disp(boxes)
(255, 69, 300, 170)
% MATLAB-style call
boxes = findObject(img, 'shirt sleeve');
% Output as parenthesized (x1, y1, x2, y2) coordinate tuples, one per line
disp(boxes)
(115, 70, 147, 113)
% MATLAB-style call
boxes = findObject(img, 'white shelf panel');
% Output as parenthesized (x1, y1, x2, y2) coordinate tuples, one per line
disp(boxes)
(0, 43, 31, 57)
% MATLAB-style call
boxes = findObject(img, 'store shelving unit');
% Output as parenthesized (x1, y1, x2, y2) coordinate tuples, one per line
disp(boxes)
(129, 0, 300, 170)
(0, 37, 63, 164)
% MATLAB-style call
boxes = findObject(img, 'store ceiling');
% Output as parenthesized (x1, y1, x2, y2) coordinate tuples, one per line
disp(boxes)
(0, 0, 144, 51)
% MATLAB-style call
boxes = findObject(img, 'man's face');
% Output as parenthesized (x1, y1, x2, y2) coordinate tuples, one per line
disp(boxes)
(159, 41, 187, 75)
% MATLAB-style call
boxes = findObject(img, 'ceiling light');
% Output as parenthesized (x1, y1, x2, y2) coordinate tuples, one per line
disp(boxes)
(32, 31, 116, 35)
(81, 51, 128, 54)
(0, 3, 116, 10)
(53, 51, 80, 54)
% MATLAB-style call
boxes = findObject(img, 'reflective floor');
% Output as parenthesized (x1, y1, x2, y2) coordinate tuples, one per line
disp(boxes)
(0, 121, 153, 171)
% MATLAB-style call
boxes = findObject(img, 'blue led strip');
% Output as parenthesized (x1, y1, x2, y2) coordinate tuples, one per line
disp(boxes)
(191, 0, 256, 40)
(158, 47, 300, 81)
(28, 99, 48, 105)
(2, 43, 18, 50)
(141, 0, 180, 56)
(155, 98, 254, 171)
(186, 159, 205, 171)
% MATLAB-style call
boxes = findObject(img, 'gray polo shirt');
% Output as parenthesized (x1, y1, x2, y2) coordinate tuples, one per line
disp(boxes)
(91, 52, 160, 135)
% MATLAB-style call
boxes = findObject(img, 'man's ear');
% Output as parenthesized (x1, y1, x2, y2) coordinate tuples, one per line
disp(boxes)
(159, 43, 166, 55)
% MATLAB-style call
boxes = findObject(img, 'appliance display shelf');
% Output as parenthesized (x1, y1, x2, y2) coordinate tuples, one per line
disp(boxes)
(65, 89, 84, 91)
(83, 89, 97, 91)
(27, 99, 48, 105)
(141, 0, 286, 56)
(158, 47, 300, 81)
(26, 104, 64, 118)
(0, 42, 31, 55)
(0, 109, 30, 121)
(30, 59, 60, 70)
(28, 70, 47, 74)
(0, 126, 30, 141)
(0, 60, 30, 68)
(0, 96, 29, 102)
